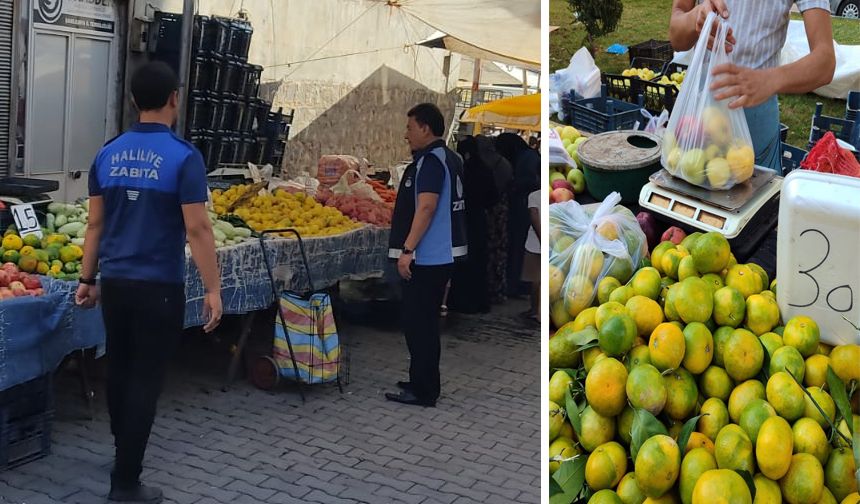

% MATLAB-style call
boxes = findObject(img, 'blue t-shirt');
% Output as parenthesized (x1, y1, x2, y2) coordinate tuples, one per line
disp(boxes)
(89, 123, 208, 283)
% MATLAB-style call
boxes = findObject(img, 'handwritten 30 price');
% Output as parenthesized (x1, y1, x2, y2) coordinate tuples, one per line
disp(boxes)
(788, 229, 854, 313)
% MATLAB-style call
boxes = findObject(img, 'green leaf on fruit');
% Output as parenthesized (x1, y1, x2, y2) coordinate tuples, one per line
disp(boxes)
(570, 326, 598, 346)
(556, 368, 585, 381)
(565, 387, 582, 438)
(735, 470, 756, 501)
(676, 414, 705, 455)
(827, 366, 854, 437)
(630, 408, 669, 460)
(551, 457, 585, 501)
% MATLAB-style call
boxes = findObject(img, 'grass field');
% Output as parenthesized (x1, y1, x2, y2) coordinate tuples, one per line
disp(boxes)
(550, 0, 860, 147)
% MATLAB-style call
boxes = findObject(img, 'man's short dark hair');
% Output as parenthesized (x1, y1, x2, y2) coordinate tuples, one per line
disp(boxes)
(408, 103, 445, 137)
(131, 61, 179, 111)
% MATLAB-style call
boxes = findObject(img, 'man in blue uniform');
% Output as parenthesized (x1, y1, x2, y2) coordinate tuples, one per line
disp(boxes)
(387, 103, 467, 407)
(75, 61, 222, 503)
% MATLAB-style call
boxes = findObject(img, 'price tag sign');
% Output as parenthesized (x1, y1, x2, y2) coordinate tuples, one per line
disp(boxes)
(10, 204, 43, 239)
(777, 171, 860, 345)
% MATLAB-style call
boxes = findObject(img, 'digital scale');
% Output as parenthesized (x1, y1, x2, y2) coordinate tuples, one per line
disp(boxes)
(639, 167, 783, 260)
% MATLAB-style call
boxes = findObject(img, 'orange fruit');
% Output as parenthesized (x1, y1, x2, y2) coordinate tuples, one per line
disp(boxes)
(783, 316, 820, 358)
(588, 489, 624, 504)
(595, 302, 629, 331)
(573, 243, 605, 283)
(585, 441, 628, 490)
(585, 358, 628, 417)
(663, 368, 698, 420)
(753, 474, 782, 504)
(580, 405, 616, 452)
(714, 424, 754, 473)
(770, 345, 806, 382)
(675, 277, 714, 324)
(697, 397, 729, 441)
(728, 379, 766, 423)
(551, 299, 572, 328)
(566, 275, 595, 318)
(549, 401, 565, 441)
(690, 232, 731, 274)
(549, 264, 565, 302)
(632, 267, 662, 300)
(663, 283, 681, 322)
(677, 255, 699, 281)
(713, 286, 746, 328)
(825, 447, 858, 502)
(792, 417, 831, 466)
(616, 472, 647, 504)
(725, 264, 762, 299)
(635, 435, 681, 498)
(682, 322, 714, 374)
(583, 346, 608, 372)
(662, 248, 688, 280)
(650, 323, 686, 371)
(803, 386, 836, 429)
(744, 294, 780, 335)
(627, 364, 668, 416)
(626, 295, 664, 337)
(829, 344, 860, 383)
(780, 453, 824, 504)
(680, 448, 717, 504)
(626, 344, 652, 371)
(617, 406, 636, 446)
(712, 326, 735, 367)
(738, 398, 776, 442)
(766, 371, 806, 421)
(609, 285, 636, 305)
(804, 354, 830, 388)
(747, 262, 770, 295)
(597, 276, 622, 305)
(598, 314, 637, 357)
(700, 273, 724, 294)
(549, 437, 579, 474)
(723, 328, 764, 382)
(699, 365, 733, 402)
(651, 241, 676, 276)
(572, 306, 599, 331)
(692, 469, 752, 504)
(759, 331, 784, 358)
(683, 432, 715, 455)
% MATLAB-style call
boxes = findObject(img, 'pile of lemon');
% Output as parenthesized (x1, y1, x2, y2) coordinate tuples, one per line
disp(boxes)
(549, 231, 859, 504)
(211, 186, 361, 238)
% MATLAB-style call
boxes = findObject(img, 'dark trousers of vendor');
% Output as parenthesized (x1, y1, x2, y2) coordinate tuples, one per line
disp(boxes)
(402, 263, 453, 403)
(100, 279, 185, 491)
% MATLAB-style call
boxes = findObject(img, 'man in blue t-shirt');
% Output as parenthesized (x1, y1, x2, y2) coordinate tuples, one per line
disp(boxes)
(386, 103, 467, 407)
(75, 62, 221, 503)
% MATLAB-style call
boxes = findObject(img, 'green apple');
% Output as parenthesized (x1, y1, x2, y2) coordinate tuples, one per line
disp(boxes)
(679, 148, 707, 184)
(566, 168, 586, 194)
(666, 147, 682, 171)
(561, 126, 581, 142)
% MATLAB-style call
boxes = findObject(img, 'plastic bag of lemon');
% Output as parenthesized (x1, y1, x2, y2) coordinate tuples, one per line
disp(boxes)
(211, 185, 361, 238)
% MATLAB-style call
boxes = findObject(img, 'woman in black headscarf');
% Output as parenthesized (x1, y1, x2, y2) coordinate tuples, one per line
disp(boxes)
(495, 133, 540, 298)
(448, 136, 499, 313)
(476, 135, 513, 304)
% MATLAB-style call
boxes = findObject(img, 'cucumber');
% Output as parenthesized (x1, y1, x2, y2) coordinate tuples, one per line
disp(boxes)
(212, 228, 227, 242)
(233, 227, 252, 238)
(55, 214, 68, 227)
(214, 220, 237, 239)
(58, 222, 85, 236)
(46, 213, 56, 233)
(76, 225, 87, 238)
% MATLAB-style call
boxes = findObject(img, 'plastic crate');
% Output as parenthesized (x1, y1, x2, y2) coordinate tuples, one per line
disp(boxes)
(847, 90, 859, 123)
(0, 411, 52, 471)
(0, 375, 53, 423)
(628, 39, 673, 65)
(780, 143, 808, 174)
(634, 79, 679, 113)
(601, 57, 666, 103)
(565, 87, 644, 134)
(780, 123, 789, 143)
(808, 103, 859, 151)
(661, 61, 688, 76)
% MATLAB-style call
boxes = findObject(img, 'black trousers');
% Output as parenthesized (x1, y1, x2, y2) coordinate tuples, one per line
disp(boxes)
(100, 279, 185, 490)
(401, 263, 453, 401)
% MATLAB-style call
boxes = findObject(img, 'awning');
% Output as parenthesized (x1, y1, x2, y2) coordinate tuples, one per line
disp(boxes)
(460, 93, 541, 131)
(394, 0, 540, 70)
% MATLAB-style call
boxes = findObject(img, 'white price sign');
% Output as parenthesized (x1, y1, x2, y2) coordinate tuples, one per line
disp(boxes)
(777, 171, 860, 346)
(10, 204, 43, 239)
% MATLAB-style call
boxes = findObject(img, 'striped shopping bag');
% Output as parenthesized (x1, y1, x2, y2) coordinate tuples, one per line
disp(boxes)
(273, 291, 341, 384)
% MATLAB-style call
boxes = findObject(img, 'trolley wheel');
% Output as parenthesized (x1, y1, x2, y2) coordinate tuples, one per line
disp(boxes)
(251, 356, 280, 390)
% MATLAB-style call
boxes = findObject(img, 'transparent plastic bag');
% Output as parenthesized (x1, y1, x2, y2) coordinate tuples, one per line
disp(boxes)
(331, 169, 382, 202)
(548, 193, 648, 322)
(661, 12, 755, 190)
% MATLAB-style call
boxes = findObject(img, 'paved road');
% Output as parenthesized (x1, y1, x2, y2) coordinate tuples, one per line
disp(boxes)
(0, 300, 540, 503)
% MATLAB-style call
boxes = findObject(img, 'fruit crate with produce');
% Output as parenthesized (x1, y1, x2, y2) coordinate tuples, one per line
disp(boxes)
(548, 197, 860, 503)
(549, 125, 587, 204)
(563, 86, 644, 135)
(601, 57, 667, 104)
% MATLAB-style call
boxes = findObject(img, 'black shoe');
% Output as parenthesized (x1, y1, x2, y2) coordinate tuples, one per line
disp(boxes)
(385, 390, 436, 407)
(397, 381, 413, 391)
(108, 484, 163, 503)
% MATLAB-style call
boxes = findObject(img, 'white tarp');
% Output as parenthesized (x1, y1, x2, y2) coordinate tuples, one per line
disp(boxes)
(395, 0, 541, 70)
(780, 19, 860, 100)
(672, 20, 860, 100)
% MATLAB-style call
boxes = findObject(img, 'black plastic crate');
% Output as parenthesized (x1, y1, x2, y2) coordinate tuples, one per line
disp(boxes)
(634, 79, 679, 113)
(564, 88, 644, 134)
(847, 91, 859, 123)
(150, 11, 183, 55)
(226, 20, 253, 61)
(212, 17, 233, 56)
(0, 375, 53, 423)
(601, 57, 665, 103)
(0, 411, 52, 471)
(220, 59, 247, 94)
(628, 39, 673, 65)
(808, 103, 859, 151)
(780, 142, 808, 174)
(661, 61, 688, 77)
(244, 64, 262, 98)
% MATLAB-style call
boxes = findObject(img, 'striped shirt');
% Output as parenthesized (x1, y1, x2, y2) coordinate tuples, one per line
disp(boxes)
(702, 0, 830, 69)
